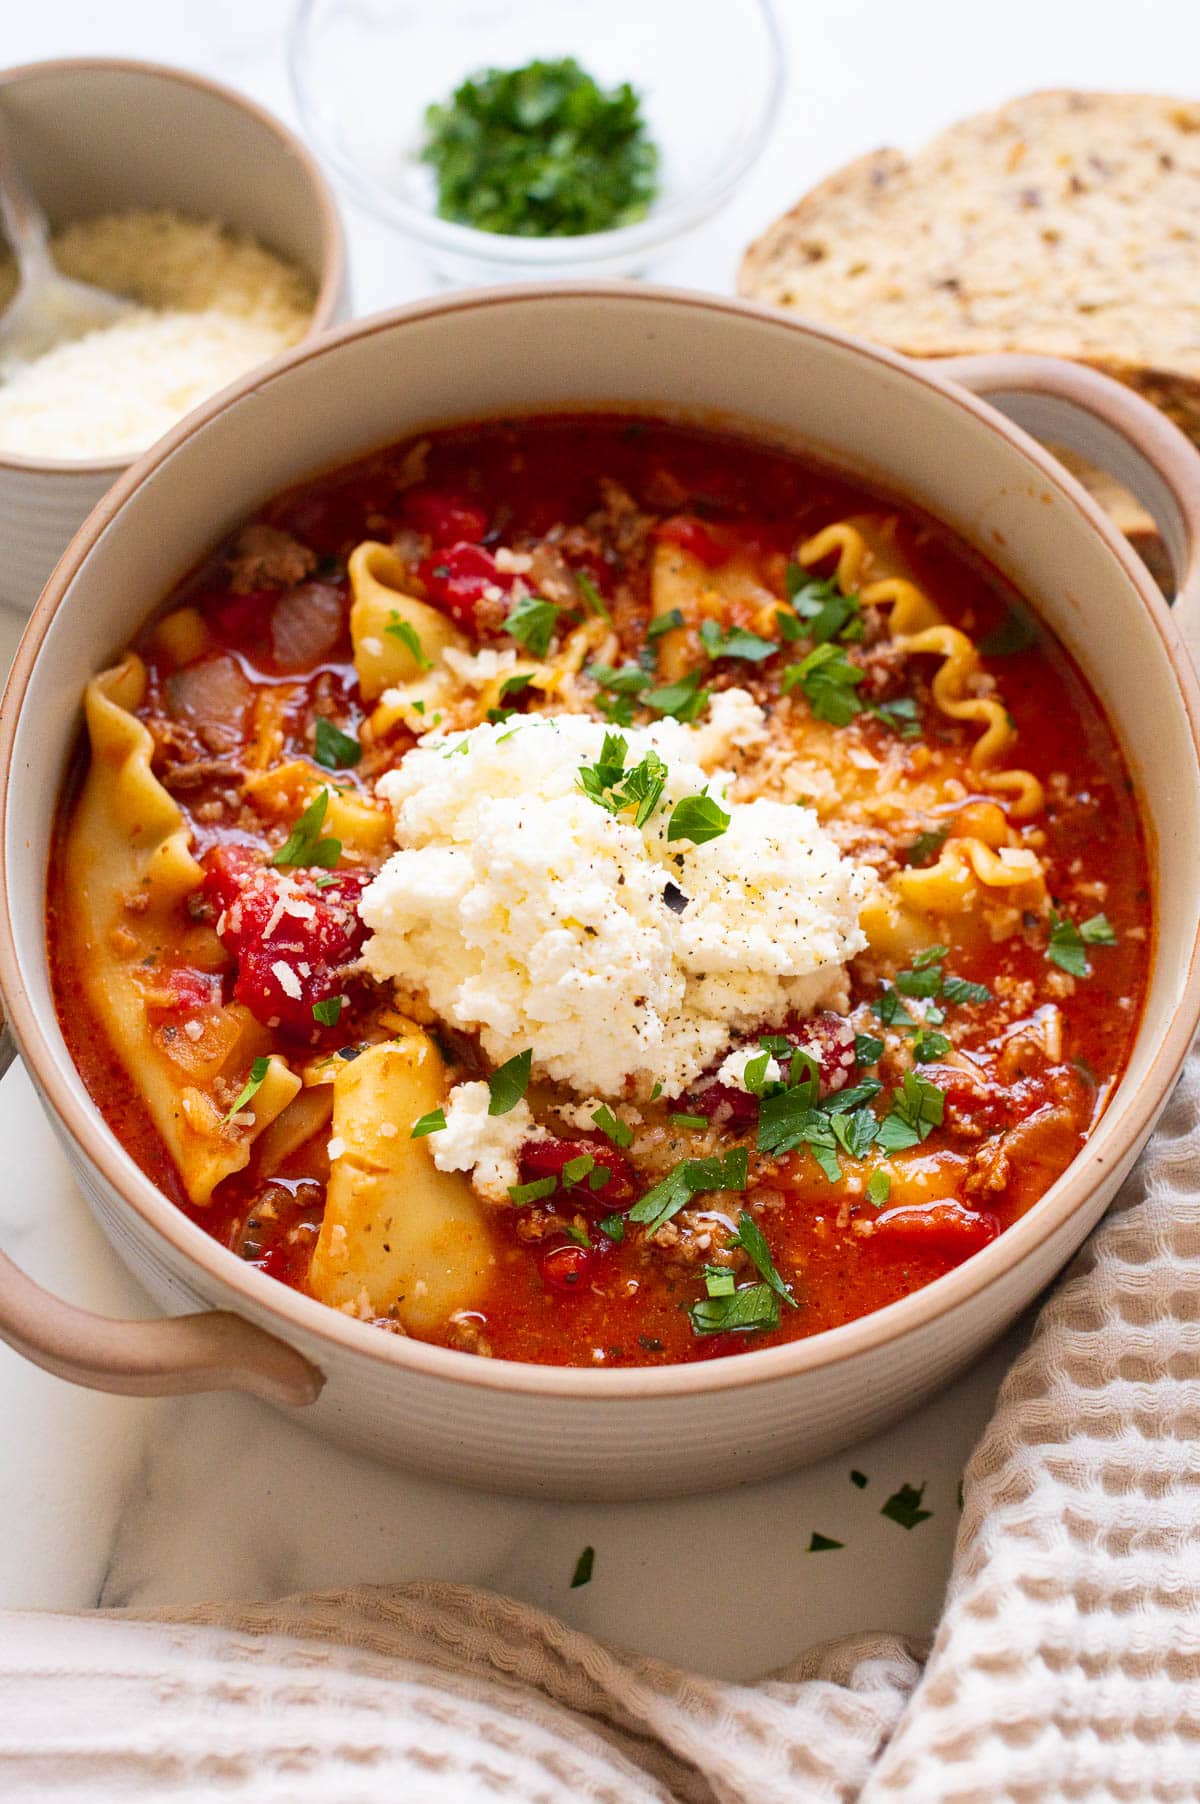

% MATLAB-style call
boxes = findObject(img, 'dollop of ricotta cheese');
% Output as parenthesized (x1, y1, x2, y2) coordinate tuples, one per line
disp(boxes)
(359, 695, 869, 1099)
(430, 1081, 540, 1204)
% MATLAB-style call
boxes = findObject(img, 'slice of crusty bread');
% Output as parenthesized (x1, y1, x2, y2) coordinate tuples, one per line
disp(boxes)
(739, 91, 1200, 448)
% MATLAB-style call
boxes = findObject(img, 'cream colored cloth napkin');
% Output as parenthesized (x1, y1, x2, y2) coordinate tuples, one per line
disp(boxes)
(4, 1041, 1200, 1802)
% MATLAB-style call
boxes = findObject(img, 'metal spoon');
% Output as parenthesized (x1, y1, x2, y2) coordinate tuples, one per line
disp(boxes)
(0, 109, 131, 373)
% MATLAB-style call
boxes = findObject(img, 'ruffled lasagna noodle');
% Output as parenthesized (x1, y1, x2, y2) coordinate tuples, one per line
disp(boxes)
(49, 416, 1151, 1368)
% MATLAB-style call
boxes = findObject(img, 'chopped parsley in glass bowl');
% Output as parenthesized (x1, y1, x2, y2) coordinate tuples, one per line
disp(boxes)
(289, 0, 785, 284)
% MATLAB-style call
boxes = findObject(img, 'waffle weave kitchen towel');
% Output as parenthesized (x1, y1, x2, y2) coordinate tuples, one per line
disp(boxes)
(3, 1038, 1200, 1803)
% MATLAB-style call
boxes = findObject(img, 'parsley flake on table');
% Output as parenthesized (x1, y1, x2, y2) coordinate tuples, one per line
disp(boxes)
(422, 58, 659, 239)
(850, 1469, 869, 1489)
(807, 1532, 844, 1552)
(503, 593, 561, 657)
(570, 1544, 596, 1588)
(488, 1048, 533, 1115)
(880, 1480, 933, 1529)
(313, 716, 362, 770)
(270, 789, 342, 869)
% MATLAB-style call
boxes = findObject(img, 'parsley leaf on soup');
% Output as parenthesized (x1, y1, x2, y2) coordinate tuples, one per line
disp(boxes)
(271, 789, 342, 869)
(385, 612, 433, 669)
(698, 619, 777, 662)
(487, 1049, 533, 1115)
(503, 593, 561, 657)
(785, 571, 864, 645)
(688, 1283, 780, 1336)
(731, 1211, 798, 1309)
(313, 717, 362, 770)
(410, 1108, 447, 1139)
(782, 643, 865, 726)
(643, 670, 711, 723)
(221, 1055, 271, 1125)
(1047, 909, 1116, 977)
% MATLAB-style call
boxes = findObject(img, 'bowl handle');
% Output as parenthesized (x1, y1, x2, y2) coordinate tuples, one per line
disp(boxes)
(937, 353, 1200, 639)
(0, 1023, 323, 1406)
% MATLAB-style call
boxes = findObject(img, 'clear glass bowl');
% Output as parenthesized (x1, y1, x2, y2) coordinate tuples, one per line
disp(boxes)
(289, 0, 785, 285)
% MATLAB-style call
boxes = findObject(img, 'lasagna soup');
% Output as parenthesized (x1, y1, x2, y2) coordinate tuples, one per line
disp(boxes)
(49, 417, 1151, 1366)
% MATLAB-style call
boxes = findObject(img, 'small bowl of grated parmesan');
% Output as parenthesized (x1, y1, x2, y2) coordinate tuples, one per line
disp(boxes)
(0, 58, 347, 613)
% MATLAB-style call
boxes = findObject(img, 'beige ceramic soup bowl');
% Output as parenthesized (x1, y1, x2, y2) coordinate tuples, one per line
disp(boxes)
(0, 56, 348, 613)
(1, 286, 1199, 1501)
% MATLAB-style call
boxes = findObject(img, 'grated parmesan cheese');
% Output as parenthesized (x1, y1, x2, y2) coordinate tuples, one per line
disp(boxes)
(0, 210, 313, 460)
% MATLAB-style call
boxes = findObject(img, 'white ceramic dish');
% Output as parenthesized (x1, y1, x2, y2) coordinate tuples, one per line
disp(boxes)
(1, 286, 1198, 1500)
(289, 0, 784, 284)
(0, 57, 348, 614)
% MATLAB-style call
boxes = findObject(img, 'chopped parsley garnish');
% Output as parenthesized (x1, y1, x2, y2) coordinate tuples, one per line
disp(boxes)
(830, 1107, 881, 1160)
(508, 1175, 558, 1205)
(866, 1170, 891, 1208)
(487, 1048, 533, 1115)
(978, 607, 1038, 657)
(422, 57, 658, 239)
(870, 695, 921, 739)
(570, 1543, 596, 1587)
(670, 1112, 707, 1130)
(910, 1026, 952, 1063)
(503, 593, 561, 656)
(562, 1221, 591, 1248)
(647, 607, 685, 639)
(1047, 909, 1117, 977)
(880, 1480, 933, 1529)
(807, 1532, 844, 1552)
(271, 789, 342, 869)
(731, 1211, 797, 1310)
(313, 717, 362, 770)
(312, 996, 344, 1027)
(577, 733, 668, 826)
(562, 1152, 596, 1185)
(597, 1213, 625, 1242)
(385, 612, 432, 669)
(906, 828, 948, 866)
(785, 570, 864, 645)
(698, 619, 777, 663)
(876, 1072, 945, 1152)
(410, 1107, 447, 1139)
(703, 1265, 736, 1297)
(586, 660, 653, 697)
(688, 1283, 780, 1336)
(575, 570, 611, 621)
(591, 1104, 633, 1148)
(667, 792, 730, 844)
(629, 1146, 748, 1235)
(221, 1055, 270, 1124)
(854, 1032, 885, 1066)
(782, 642, 865, 726)
(941, 974, 991, 1006)
(850, 1469, 869, 1489)
(643, 670, 711, 723)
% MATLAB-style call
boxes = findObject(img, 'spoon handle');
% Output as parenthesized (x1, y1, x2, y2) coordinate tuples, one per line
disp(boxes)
(0, 107, 53, 282)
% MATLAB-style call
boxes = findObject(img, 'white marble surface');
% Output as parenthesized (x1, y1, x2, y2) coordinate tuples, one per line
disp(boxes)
(1, 0, 1197, 1680)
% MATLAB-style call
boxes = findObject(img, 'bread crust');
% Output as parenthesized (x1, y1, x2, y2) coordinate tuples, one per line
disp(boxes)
(739, 91, 1200, 448)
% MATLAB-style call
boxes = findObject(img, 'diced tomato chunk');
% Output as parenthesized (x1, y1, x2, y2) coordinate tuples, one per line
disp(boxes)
(158, 968, 223, 1014)
(417, 541, 515, 630)
(204, 587, 279, 651)
(653, 514, 729, 568)
(870, 1200, 1000, 1263)
(198, 845, 368, 1040)
(402, 486, 488, 545)
(538, 1244, 595, 1293)
(519, 1135, 636, 1208)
